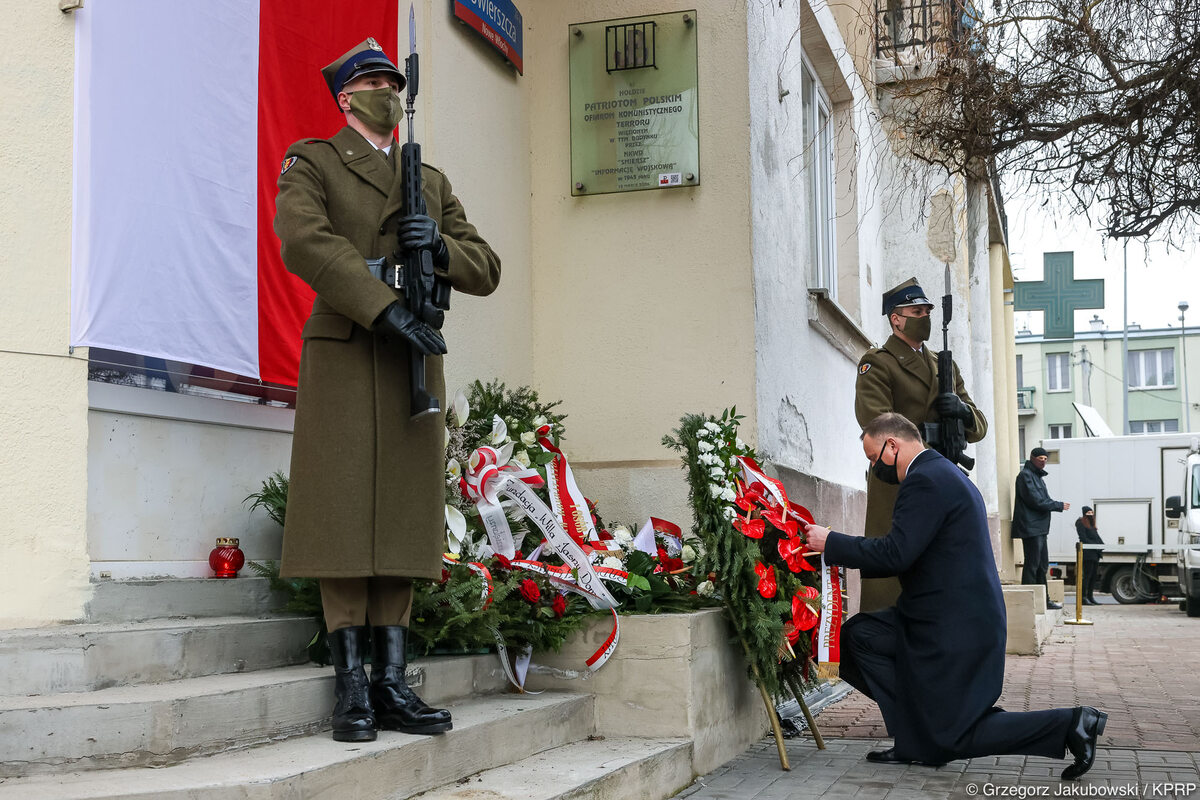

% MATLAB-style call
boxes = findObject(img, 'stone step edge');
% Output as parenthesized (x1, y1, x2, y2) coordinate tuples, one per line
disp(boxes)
(0, 614, 314, 644)
(0, 692, 594, 800)
(413, 736, 695, 800)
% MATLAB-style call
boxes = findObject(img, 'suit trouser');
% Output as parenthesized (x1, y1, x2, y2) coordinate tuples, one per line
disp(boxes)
(1020, 535, 1049, 587)
(320, 577, 414, 632)
(840, 609, 1071, 761)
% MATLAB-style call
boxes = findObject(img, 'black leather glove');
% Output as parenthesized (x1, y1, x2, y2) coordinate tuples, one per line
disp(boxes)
(934, 392, 972, 422)
(375, 302, 447, 356)
(397, 214, 450, 269)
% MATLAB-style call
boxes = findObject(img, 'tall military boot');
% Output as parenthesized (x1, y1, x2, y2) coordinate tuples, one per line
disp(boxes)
(370, 626, 453, 734)
(328, 625, 377, 742)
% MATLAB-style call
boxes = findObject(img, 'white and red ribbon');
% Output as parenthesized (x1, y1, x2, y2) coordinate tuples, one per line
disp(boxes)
(538, 425, 599, 544)
(463, 445, 545, 558)
(816, 555, 842, 679)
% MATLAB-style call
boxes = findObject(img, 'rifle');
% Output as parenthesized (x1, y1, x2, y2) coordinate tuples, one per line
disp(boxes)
(921, 265, 975, 472)
(373, 17, 452, 420)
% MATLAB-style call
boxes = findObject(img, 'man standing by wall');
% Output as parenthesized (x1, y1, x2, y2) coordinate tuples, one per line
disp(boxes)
(854, 278, 988, 611)
(1013, 446, 1070, 608)
(274, 38, 501, 742)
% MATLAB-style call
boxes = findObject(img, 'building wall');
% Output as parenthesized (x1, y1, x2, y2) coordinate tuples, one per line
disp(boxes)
(1015, 326, 1200, 446)
(0, 6, 92, 627)
(524, 1, 757, 527)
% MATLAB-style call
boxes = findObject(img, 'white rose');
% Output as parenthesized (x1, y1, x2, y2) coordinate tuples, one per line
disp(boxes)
(602, 556, 625, 570)
(696, 427, 709, 438)
(696, 580, 715, 597)
(520, 431, 537, 447)
(513, 450, 531, 468)
(697, 440, 715, 453)
(709, 467, 725, 481)
(709, 483, 725, 498)
(533, 415, 548, 428)
(681, 544, 697, 563)
(612, 526, 633, 543)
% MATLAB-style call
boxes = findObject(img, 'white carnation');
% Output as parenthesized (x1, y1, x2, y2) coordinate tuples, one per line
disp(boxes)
(612, 526, 633, 543)
(696, 427, 709, 438)
(681, 544, 697, 563)
(720, 486, 737, 503)
(602, 556, 625, 570)
(709, 467, 725, 481)
(735, 437, 747, 450)
(697, 440, 715, 453)
(696, 580, 715, 597)
(722, 506, 738, 521)
(704, 421, 722, 434)
(709, 483, 725, 498)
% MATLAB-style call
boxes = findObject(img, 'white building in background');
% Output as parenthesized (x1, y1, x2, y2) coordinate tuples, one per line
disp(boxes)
(1014, 315, 1200, 455)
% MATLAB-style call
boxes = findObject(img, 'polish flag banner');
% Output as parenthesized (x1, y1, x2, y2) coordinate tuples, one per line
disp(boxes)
(69, 0, 399, 386)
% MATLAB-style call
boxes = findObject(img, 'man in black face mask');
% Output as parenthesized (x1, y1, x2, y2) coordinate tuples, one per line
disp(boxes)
(853, 277, 988, 613)
(803, 413, 1106, 780)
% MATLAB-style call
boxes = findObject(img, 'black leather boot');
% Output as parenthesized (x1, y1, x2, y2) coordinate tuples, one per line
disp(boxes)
(370, 626, 453, 735)
(328, 625, 377, 742)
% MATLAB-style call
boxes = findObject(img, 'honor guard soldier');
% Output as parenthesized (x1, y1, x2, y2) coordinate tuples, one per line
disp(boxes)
(274, 37, 501, 742)
(854, 278, 988, 612)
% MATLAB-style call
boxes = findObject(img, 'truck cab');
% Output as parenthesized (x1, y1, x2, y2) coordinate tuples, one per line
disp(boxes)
(1166, 442, 1200, 616)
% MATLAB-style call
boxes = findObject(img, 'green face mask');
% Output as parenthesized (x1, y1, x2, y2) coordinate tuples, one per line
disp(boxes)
(901, 314, 932, 342)
(347, 87, 404, 135)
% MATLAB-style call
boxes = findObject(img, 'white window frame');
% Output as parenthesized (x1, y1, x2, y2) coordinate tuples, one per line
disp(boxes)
(801, 53, 836, 300)
(1048, 424, 1073, 439)
(1128, 348, 1176, 390)
(1130, 419, 1180, 435)
(1046, 352, 1071, 393)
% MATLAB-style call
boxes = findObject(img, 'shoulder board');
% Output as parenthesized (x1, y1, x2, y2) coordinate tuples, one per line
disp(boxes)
(421, 162, 445, 174)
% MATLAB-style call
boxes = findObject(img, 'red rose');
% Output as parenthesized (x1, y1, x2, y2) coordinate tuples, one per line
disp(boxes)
(494, 554, 513, 570)
(519, 578, 541, 603)
(552, 593, 567, 617)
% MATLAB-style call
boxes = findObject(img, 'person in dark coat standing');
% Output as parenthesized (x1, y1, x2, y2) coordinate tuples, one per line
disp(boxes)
(274, 38, 501, 742)
(1014, 446, 1071, 608)
(803, 413, 1105, 780)
(854, 278, 988, 613)
(1075, 506, 1104, 605)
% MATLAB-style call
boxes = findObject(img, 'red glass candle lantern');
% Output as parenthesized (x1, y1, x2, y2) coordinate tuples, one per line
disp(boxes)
(209, 537, 245, 578)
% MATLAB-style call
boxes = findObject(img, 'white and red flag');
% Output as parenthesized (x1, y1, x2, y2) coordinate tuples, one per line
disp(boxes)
(70, 0, 399, 385)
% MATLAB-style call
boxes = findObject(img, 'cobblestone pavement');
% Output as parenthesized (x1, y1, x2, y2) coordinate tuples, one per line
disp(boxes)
(675, 598, 1200, 799)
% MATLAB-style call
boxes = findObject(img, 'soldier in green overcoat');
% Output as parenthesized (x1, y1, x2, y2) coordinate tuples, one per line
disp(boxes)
(853, 279, 988, 612)
(274, 38, 500, 742)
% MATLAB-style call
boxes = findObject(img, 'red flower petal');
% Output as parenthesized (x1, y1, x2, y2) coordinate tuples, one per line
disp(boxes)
(755, 563, 777, 599)
(734, 517, 765, 539)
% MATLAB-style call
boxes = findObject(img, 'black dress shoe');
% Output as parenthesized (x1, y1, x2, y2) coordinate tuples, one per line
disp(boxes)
(1047, 601, 1063, 610)
(866, 747, 912, 764)
(1062, 706, 1107, 780)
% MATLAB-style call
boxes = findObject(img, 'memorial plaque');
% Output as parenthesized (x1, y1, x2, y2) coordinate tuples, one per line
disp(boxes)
(569, 11, 700, 196)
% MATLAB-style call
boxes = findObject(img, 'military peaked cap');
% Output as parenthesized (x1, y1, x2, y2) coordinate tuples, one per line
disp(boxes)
(882, 277, 934, 315)
(321, 37, 405, 105)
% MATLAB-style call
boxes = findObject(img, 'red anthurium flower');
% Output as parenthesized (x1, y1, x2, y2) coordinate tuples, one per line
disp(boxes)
(777, 535, 808, 573)
(784, 589, 820, 643)
(788, 501, 815, 526)
(734, 516, 766, 539)
(762, 507, 799, 537)
(755, 562, 777, 599)
(519, 578, 541, 603)
(552, 593, 567, 618)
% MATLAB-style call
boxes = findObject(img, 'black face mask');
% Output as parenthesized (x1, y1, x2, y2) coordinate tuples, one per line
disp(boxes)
(872, 440, 900, 485)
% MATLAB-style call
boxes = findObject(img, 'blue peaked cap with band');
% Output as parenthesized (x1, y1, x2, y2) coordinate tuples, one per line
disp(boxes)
(321, 37, 405, 106)
(881, 277, 934, 315)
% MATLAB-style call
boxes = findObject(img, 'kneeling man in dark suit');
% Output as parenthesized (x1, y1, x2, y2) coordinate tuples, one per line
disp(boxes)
(803, 412, 1106, 781)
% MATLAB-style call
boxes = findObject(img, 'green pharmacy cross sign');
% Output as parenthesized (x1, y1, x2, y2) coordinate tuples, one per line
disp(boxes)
(1013, 252, 1104, 340)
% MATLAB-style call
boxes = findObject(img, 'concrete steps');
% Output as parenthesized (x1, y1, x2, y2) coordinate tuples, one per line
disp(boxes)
(413, 736, 694, 800)
(0, 692, 596, 799)
(0, 615, 318, 696)
(83, 577, 288, 624)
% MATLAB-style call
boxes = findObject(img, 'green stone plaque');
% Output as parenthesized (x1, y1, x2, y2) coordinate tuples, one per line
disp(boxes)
(569, 10, 700, 196)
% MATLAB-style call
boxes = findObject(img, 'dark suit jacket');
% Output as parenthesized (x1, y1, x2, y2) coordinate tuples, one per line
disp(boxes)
(824, 449, 1007, 764)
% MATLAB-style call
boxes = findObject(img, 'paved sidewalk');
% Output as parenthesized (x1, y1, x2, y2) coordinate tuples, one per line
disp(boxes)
(675, 597, 1200, 799)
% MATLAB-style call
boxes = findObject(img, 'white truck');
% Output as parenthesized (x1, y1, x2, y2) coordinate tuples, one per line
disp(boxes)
(1165, 442, 1200, 615)
(1038, 433, 1195, 605)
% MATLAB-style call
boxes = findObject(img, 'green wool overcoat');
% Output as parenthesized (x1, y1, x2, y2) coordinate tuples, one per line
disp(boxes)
(853, 333, 988, 611)
(275, 126, 500, 580)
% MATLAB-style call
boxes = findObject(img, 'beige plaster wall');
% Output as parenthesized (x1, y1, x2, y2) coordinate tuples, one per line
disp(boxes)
(0, 5, 91, 626)
(525, 2, 756, 523)
(426, 1, 535, 392)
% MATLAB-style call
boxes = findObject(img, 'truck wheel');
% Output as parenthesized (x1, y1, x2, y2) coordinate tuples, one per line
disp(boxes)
(1187, 594, 1200, 618)
(1109, 568, 1146, 604)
